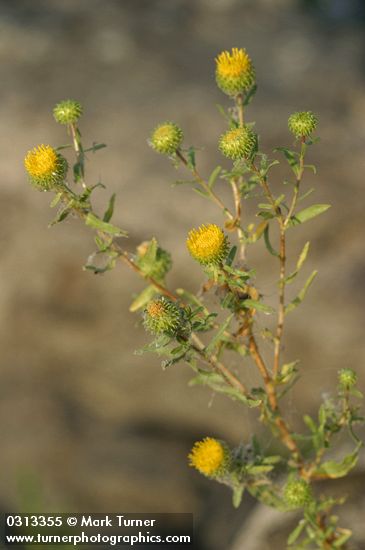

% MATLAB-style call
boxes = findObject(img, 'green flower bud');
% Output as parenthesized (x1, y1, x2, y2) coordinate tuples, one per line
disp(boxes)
(150, 122, 183, 155)
(219, 126, 257, 161)
(215, 48, 255, 97)
(24, 144, 68, 191)
(288, 111, 318, 138)
(338, 368, 357, 388)
(136, 240, 172, 281)
(284, 478, 312, 509)
(53, 99, 83, 125)
(143, 297, 188, 337)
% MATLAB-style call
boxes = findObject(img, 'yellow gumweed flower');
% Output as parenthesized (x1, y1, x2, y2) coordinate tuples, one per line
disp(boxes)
(24, 144, 67, 190)
(186, 224, 229, 266)
(188, 438, 226, 477)
(215, 47, 255, 97)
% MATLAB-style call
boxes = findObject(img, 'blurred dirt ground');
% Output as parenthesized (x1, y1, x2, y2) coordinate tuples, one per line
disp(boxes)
(0, 0, 364, 548)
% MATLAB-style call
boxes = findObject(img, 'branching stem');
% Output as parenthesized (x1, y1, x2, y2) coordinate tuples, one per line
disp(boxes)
(176, 149, 234, 220)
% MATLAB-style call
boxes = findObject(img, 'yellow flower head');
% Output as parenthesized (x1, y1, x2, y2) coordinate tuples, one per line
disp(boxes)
(24, 144, 67, 190)
(186, 224, 229, 266)
(188, 437, 227, 477)
(215, 48, 255, 96)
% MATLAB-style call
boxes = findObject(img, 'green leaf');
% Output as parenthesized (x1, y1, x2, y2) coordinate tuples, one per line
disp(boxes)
(232, 485, 244, 508)
(274, 147, 300, 176)
(208, 166, 222, 189)
(206, 314, 234, 354)
(219, 387, 262, 407)
(171, 179, 196, 187)
(263, 224, 279, 257)
(85, 212, 128, 237)
(288, 519, 306, 545)
(285, 270, 317, 314)
(349, 388, 363, 399)
(216, 103, 232, 123)
(259, 156, 280, 177)
(246, 464, 275, 475)
(262, 455, 281, 465)
(129, 285, 157, 312)
(189, 371, 261, 407)
(176, 288, 210, 316)
(303, 414, 317, 433)
(304, 163, 316, 174)
(49, 207, 70, 226)
(225, 246, 237, 267)
(285, 241, 310, 284)
(333, 529, 352, 547)
(314, 444, 361, 479)
(187, 146, 196, 169)
(243, 84, 257, 106)
(83, 142, 107, 153)
(189, 371, 224, 387)
(103, 193, 116, 222)
(50, 193, 62, 208)
(142, 238, 158, 264)
(276, 360, 299, 384)
(243, 299, 275, 315)
(298, 187, 315, 202)
(250, 220, 268, 243)
(94, 234, 112, 252)
(193, 187, 210, 199)
(289, 204, 331, 226)
(73, 161, 84, 183)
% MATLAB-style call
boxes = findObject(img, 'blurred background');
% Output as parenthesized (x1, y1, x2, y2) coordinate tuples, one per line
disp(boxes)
(0, 0, 364, 548)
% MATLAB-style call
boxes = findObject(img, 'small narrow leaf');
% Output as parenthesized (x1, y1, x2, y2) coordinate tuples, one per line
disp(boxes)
(314, 444, 361, 479)
(103, 193, 116, 222)
(333, 530, 352, 547)
(287, 520, 306, 545)
(304, 163, 316, 174)
(243, 84, 257, 106)
(206, 314, 234, 354)
(274, 147, 299, 176)
(85, 212, 128, 237)
(208, 166, 222, 189)
(285, 270, 317, 314)
(193, 187, 210, 199)
(298, 187, 315, 202)
(232, 485, 244, 509)
(187, 146, 196, 169)
(225, 246, 237, 267)
(289, 204, 331, 226)
(251, 220, 268, 243)
(264, 225, 279, 257)
(143, 238, 158, 264)
(49, 207, 70, 226)
(50, 193, 62, 208)
(129, 285, 157, 312)
(73, 162, 83, 183)
(83, 142, 107, 153)
(243, 299, 275, 315)
(285, 241, 310, 284)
